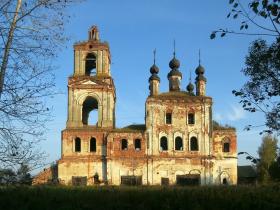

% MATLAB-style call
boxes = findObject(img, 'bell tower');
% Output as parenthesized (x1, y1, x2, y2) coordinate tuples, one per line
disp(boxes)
(66, 26, 116, 128)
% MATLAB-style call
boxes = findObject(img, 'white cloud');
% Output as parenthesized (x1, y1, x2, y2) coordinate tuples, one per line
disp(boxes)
(227, 105, 246, 121)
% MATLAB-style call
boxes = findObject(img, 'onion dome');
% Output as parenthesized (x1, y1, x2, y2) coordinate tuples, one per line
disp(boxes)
(150, 64, 159, 74)
(195, 64, 205, 75)
(167, 69, 182, 78)
(195, 64, 207, 82)
(187, 82, 194, 92)
(149, 73, 160, 82)
(169, 57, 180, 69)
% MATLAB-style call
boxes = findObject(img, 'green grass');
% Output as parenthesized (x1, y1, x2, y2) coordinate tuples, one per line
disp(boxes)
(0, 185, 280, 210)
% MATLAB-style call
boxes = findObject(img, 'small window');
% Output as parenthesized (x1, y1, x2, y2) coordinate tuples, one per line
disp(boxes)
(135, 139, 141, 151)
(175, 137, 183, 151)
(188, 113, 195, 125)
(160, 137, 168, 151)
(121, 139, 128, 150)
(75, 137, 81, 152)
(166, 113, 172, 124)
(90, 137, 96, 152)
(161, 178, 169, 186)
(223, 142, 230, 153)
(190, 137, 198, 151)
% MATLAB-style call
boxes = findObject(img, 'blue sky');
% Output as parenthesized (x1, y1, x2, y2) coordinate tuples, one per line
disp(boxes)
(40, 0, 270, 168)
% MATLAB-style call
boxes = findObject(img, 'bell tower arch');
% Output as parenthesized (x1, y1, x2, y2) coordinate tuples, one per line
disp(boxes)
(67, 26, 116, 128)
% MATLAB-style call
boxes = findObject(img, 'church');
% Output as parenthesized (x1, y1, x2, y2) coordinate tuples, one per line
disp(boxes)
(57, 26, 237, 186)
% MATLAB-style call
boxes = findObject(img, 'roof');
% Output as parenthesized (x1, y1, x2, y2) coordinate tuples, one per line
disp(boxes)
(238, 166, 257, 178)
(112, 124, 146, 133)
(212, 120, 236, 131)
(148, 91, 212, 101)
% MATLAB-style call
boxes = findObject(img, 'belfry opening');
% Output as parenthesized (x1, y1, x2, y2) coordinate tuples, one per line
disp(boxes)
(82, 96, 98, 126)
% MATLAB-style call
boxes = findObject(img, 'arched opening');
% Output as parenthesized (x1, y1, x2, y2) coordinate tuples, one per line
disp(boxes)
(121, 139, 128, 150)
(222, 178, 228, 185)
(160, 136, 168, 151)
(134, 139, 141, 151)
(190, 137, 198, 151)
(175, 137, 183, 151)
(82, 96, 98, 126)
(75, 137, 81, 152)
(90, 137, 96, 152)
(85, 53, 96, 76)
(223, 139, 230, 153)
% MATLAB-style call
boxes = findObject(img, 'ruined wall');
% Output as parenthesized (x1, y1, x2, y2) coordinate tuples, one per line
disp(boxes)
(58, 129, 108, 185)
(106, 131, 147, 185)
(212, 129, 237, 184)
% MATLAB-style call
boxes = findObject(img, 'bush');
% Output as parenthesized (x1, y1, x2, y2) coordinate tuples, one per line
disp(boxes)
(0, 185, 280, 210)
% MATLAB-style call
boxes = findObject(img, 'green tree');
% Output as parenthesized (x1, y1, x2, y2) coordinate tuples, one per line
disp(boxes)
(257, 134, 278, 183)
(211, 0, 280, 134)
(17, 164, 32, 185)
(0, 168, 16, 185)
(269, 158, 280, 181)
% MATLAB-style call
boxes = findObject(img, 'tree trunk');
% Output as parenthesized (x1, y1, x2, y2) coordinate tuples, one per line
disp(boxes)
(0, 0, 22, 97)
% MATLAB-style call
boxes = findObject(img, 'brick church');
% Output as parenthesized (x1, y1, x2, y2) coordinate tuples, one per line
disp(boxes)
(56, 26, 237, 186)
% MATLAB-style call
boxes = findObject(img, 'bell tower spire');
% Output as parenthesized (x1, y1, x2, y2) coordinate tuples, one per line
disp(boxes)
(167, 41, 182, 91)
(67, 26, 116, 128)
(149, 49, 160, 96)
(195, 50, 207, 96)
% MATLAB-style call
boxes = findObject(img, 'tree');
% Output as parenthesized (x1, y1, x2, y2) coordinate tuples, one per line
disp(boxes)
(257, 134, 278, 183)
(0, 0, 82, 171)
(268, 157, 280, 181)
(211, 0, 280, 135)
(0, 168, 16, 185)
(232, 38, 280, 135)
(17, 164, 32, 185)
(211, 0, 280, 39)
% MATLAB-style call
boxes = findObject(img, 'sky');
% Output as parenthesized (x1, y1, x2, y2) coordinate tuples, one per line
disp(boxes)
(39, 0, 271, 169)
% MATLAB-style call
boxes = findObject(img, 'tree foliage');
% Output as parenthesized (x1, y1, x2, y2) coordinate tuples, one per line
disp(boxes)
(211, 0, 280, 38)
(232, 38, 280, 134)
(211, 0, 280, 134)
(0, 164, 31, 185)
(0, 0, 82, 171)
(257, 134, 278, 183)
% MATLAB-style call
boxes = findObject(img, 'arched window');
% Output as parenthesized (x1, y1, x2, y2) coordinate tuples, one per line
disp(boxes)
(190, 137, 198, 151)
(175, 137, 183, 151)
(82, 96, 98, 126)
(223, 139, 230, 153)
(90, 137, 96, 152)
(85, 53, 96, 76)
(222, 178, 228, 185)
(75, 137, 81, 152)
(121, 139, 128, 150)
(134, 139, 141, 151)
(160, 136, 168, 151)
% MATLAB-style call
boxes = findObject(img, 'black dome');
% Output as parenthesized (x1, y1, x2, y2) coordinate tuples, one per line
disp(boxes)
(150, 64, 159, 74)
(167, 69, 182, 78)
(195, 64, 205, 75)
(187, 82, 194, 92)
(149, 73, 160, 82)
(169, 57, 180, 69)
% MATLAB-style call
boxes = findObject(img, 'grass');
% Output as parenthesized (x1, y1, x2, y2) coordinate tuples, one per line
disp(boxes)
(0, 185, 280, 210)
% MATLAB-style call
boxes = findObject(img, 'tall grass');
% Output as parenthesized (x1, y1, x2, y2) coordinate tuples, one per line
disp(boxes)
(0, 185, 279, 210)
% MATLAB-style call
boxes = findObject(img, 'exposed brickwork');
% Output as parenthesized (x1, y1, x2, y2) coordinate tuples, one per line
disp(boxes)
(55, 26, 238, 186)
